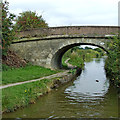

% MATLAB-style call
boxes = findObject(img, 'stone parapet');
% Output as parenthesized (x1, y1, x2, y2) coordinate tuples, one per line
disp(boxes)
(16, 26, 119, 38)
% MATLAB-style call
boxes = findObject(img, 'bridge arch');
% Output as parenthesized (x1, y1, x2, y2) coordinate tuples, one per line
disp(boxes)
(46, 37, 109, 69)
(11, 36, 110, 69)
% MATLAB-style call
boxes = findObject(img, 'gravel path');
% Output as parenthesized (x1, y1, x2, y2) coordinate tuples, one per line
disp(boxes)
(0, 70, 69, 89)
(64, 58, 77, 69)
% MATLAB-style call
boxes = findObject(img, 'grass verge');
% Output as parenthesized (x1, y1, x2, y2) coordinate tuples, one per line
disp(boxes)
(2, 71, 76, 113)
(2, 65, 58, 85)
(2, 78, 53, 113)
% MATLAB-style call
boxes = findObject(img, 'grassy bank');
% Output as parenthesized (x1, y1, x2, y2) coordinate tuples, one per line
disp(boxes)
(2, 65, 58, 85)
(2, 78, 53, 113)
(2, 70, 77, 113)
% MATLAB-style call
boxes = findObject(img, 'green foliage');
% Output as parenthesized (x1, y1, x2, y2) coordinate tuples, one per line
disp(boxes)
(76, 49, 103, 60)
(105, 36, 120, 88)
(94, 48, 104, 56)
(15, 11, 48, 31)
(2, 65, 57, 85)
(62, 57, 68, 69)
(68, 69, 76, 74)
(1, 1, 16, 55)
(84, 46, 92, 49)
(62, 47, 104, 69)
(68, 52, 84, 68)
(2, 64, 12, 71)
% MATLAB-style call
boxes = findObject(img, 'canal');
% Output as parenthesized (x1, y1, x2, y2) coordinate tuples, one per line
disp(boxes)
(3, 57, 118, 118)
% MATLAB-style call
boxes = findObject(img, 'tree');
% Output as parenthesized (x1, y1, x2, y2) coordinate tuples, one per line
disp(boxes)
(15, 11, 48, 31)
(94, 48, 104, 56)
(94, 48, 102, 52)
(1, 0, 16, 55)
(84, 46, 92, 50)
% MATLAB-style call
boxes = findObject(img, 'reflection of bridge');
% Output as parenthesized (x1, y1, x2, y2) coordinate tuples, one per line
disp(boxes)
(11, 26, 119, 69)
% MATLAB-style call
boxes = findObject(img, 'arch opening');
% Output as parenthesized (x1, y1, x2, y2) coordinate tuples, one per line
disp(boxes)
(51, 43, 108, 69)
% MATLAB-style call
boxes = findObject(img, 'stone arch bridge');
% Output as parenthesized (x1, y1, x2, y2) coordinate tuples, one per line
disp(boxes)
(11, 26, 119, 69)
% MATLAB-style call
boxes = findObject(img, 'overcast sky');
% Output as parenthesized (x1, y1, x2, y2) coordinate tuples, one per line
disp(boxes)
(7, 0, 119, 27)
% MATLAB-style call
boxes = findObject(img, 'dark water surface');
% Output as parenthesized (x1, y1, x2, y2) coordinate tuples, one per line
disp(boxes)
(3, 57, 118, 118)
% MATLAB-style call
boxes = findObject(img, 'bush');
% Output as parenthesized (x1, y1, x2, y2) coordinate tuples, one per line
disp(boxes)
(15, 11, 48, 31)
(105, 36, 120, 89)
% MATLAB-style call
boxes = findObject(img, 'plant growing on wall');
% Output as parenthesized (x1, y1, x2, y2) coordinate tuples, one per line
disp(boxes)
(15, 11, 48, 31)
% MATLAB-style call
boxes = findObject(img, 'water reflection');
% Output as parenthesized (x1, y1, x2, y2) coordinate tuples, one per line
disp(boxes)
(65, 58, 109, 97)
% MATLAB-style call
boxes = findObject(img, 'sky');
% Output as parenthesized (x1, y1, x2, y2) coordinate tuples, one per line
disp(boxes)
(7, 0, 119, 27)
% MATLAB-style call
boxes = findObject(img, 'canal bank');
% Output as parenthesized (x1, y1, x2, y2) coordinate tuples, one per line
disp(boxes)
(2, 68, 82, 114)
(3, 57, 118, 118)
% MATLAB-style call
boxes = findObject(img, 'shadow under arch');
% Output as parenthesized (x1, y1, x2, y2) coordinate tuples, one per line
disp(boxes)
(51, 43, 109, 69)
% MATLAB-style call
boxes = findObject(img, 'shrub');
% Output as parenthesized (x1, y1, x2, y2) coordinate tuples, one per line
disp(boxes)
(105, 36, 120, 89)
(15, 11, 48, 31)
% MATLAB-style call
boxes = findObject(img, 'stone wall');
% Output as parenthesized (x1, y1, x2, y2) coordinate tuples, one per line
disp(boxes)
(16, 26, 119, 38)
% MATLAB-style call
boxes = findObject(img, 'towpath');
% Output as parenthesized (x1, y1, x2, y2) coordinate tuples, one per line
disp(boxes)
(0, 70, 69, 89)
(1, 58, 76, 89)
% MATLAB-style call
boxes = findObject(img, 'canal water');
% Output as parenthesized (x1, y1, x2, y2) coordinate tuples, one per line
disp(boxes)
(3, 57, 118, 118)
